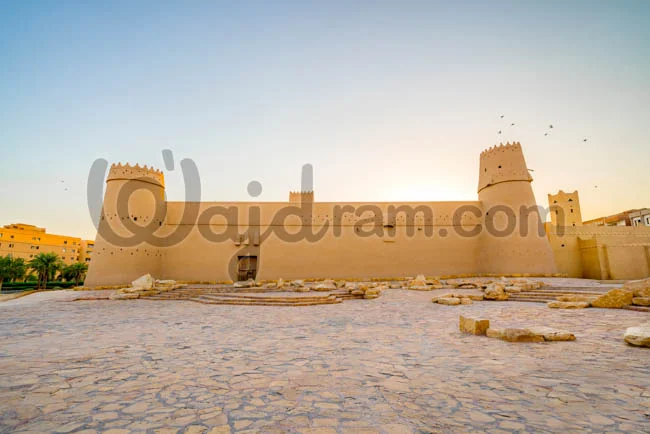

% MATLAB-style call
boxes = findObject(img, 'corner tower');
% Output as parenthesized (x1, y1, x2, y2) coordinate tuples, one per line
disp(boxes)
(477, 142, 556, 274)
(548, 190, 582, 227)
(85, 163, 166, 286)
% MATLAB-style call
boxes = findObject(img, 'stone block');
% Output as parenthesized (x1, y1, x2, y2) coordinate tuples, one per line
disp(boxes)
(624, 324, 650, 347)
(632, 297, 650, 306)
(623, 278, 650, 297)
(556, 294, 597, 303)
(459, 315, 490, 335)
(436, 297, 461, 306)
(547, 301, 590, 309)
(486, 328, 545, 343)
(527, 326, 576, 341)
(590, 289, 633, 309)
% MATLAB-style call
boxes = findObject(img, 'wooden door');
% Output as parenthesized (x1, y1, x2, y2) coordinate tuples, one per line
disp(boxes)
(237, 256, 258, 281)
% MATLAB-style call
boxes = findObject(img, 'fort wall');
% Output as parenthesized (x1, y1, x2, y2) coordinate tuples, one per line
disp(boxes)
(546, 224, 650, 279)
(85, 144, 560, 286)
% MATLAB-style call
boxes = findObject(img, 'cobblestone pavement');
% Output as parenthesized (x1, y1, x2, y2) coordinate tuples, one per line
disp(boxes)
(1, 288, 649, 433)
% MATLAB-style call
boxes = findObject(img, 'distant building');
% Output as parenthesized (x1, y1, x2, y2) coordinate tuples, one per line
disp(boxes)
(0, 223, 93, 265)
(629, 209, 650, 227)
(80, 239, 95, 263)
(583, 209, 650, 227)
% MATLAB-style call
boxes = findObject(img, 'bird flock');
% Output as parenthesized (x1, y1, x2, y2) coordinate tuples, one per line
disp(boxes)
(496, 115, 596, 189)
(497, 115, 588, 143)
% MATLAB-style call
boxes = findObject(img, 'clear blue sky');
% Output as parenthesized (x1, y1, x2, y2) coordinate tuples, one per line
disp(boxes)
(1, 0, 649, 239)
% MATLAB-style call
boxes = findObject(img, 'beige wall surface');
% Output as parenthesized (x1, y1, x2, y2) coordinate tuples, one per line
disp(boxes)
(158, 218, 484, 281)
(85, 143, 563, 286)
(547, 225, 650, 279)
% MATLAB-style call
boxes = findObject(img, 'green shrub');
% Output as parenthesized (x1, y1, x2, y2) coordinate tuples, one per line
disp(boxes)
(1, 281, 78, 290)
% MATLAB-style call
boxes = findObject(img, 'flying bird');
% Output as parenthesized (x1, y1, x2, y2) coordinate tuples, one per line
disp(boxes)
(511, 123, 515, 126)
(544, 133, 549, 136)
(583, 138, 588, 142)
(500, 115, 504, 118)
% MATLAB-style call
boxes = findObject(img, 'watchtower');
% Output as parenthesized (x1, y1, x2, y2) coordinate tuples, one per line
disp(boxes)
(84, 163, 166, 286)
(477, 142, 557, 274)
(548, 190, 582, 227)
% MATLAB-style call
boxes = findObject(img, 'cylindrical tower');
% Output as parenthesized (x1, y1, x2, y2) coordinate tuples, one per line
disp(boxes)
(477, 142, 556, 275)
(85, 163, 166, 286)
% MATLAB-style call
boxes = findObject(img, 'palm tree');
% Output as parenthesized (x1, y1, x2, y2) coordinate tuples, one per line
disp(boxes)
(0, 256, 27, 292)
(29, 253, 63, 289)
(0, 256, 12, 292)
(62, 262, 89, 286)
(9, 258, 26, 283)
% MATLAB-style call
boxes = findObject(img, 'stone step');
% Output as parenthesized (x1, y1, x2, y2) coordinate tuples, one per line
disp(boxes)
(507, 298, 549, 303)
(146, 293, 337, 302)
(198, 294, 338, 303)
(188, 297, 343, 306)
(509, 293, 584, 299)
(518, 290, 603, 296)
(178, 287, 293, 294)
(337, 294, 364, 300)
(533, 287, 611, 293)
(142, 291, 344, 305)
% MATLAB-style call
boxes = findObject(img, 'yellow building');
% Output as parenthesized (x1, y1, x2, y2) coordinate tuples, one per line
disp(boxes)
(80, 240, 95, 263)
(0, 223, 93, 266)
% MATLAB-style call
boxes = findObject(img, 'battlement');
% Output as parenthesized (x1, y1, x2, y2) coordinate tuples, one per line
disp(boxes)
(289, 191, 314, 203)
(548, 190, 579, 203)
(478, 141, 532, 193)
(479, 141, 523, 157)
(107, 162, 165, 187)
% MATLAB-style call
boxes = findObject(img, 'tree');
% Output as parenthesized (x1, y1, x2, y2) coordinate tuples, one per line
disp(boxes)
(9, 258, 26, 283)
(29, 253, 63, 289)
(62, 262, 88, 286)
(0, 256, 27, 292)
(0, 256, 12, 292)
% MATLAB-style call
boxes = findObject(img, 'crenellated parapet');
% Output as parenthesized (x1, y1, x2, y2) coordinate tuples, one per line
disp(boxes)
(548, 190, 579, 203)
(107, 162, 165, 187)
(478, 141, 532, 193)
(289, 190, 314, 203)
(479, 141, 524, 157)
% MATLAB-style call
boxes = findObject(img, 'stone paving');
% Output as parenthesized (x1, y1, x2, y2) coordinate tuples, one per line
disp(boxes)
(0, 287, 649, 433)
